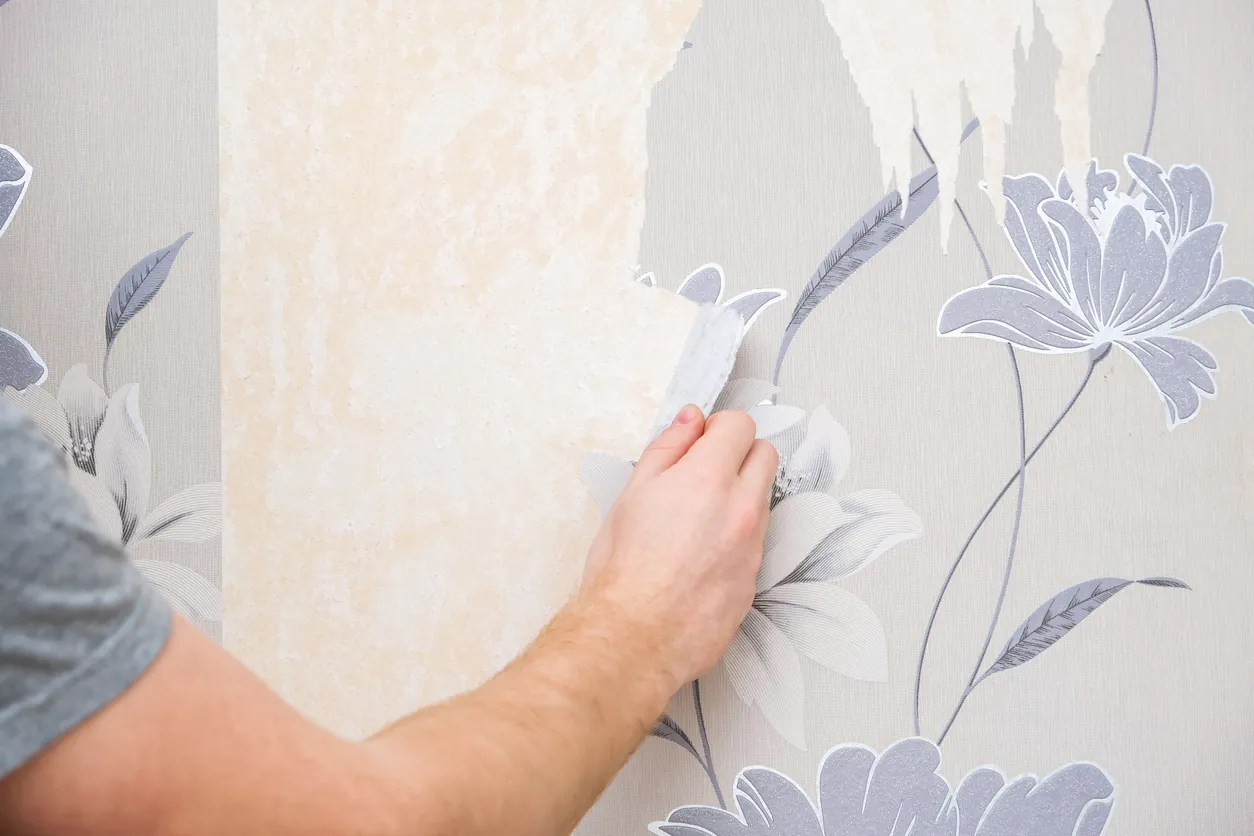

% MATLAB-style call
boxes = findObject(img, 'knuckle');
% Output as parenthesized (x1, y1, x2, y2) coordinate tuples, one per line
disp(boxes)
(730, 498, 764, 539)
(644, 427, 683, 454)
(731, 410, 758, 439)
(710, 409, 755, 439)
(754, 438, 780, 469)
(641, 439, 679, 461)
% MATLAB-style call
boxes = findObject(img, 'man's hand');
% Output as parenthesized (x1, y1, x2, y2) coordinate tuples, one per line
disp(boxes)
(0, 406, 777, 836)
(579, 405, 778, 692)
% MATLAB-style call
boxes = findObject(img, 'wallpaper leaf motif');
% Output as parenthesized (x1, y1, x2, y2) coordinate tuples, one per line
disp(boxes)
(94, 383, 152, 542)
(773, 119, 980, 383)
(677, 264, 725, 305)
(132, 558, 223, 624)
(977, 577, 1190, 683)
(103, 232, 193, 389)
(724, 290, 787, 330)
(105, 232, 193, 347)
(645, 264, 787, 333)
(650, 715, 704, 764)
(651, 738, 1116, 836)
(0, 144, 31, 240)
(134, 483, 223, 542)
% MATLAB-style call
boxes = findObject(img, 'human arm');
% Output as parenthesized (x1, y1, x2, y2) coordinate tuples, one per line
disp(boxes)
(0, 405, 777, 836)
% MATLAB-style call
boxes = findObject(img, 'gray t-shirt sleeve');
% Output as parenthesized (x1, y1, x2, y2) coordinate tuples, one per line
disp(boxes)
(0, 397, 170, 779)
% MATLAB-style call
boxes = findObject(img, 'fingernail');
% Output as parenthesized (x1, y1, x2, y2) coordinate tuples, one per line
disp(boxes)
(674, 404, 700, 425)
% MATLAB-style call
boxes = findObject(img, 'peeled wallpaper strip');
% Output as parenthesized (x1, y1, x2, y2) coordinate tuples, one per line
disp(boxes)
(220, 0, 706, 738)
(819, 0, 1114, 242)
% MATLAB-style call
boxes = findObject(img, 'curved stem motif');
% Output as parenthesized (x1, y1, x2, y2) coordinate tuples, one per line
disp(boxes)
(692, 679, 725, 808)
(901, 132, 1102, 737)
(935, 343, 1027, 746)
(102, 344, 113, 395)
(1142, 0, 1159, 156)
(913, 355, 1100, 736)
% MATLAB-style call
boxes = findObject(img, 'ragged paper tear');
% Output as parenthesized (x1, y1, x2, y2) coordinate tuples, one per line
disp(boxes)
(819, 0, 1114, 244)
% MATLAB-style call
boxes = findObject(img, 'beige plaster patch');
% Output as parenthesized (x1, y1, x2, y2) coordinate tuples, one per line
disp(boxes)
(220, 0, 702, 738)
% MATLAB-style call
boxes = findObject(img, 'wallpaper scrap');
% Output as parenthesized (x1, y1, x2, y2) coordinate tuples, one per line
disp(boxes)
(819, 0, 1114, 243)
(220, 0, 706, 738)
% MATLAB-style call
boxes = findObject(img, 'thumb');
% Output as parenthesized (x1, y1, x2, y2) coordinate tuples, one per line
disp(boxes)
(632, 404, 705, 481)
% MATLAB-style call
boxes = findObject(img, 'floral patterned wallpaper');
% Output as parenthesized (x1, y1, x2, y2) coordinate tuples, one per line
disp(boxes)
(585, 0, 1254, 833)
(587, 137, 1245, 829)
(0, 0, 221, 635)
(2, 1, 1252, 834)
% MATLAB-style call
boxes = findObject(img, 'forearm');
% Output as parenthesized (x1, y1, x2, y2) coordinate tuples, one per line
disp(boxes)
(363, 595, 674, 835)
(1, 407, 769, 836)
(0, 603, 672, 836)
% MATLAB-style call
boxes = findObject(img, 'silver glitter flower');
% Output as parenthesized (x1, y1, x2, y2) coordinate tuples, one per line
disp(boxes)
(651, 737, 1116, 836)
(938, 155, 1254, 427)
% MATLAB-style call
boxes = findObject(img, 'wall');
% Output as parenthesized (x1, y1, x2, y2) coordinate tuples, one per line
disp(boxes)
(218, 0, 708, 737)
(596, 0, 1254, 833)
(2, 1, 1252, 834)
(0, 0, 222, 636)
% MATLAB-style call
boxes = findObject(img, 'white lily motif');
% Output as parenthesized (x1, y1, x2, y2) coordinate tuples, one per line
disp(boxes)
(5, 364, 222, 627)
(582, 380, 922, 748)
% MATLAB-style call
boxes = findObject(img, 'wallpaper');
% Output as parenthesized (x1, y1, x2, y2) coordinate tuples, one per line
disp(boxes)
(2, 1, 1252, 835)
(0, 0, 222, 636)
(586, 0, 1254, 833)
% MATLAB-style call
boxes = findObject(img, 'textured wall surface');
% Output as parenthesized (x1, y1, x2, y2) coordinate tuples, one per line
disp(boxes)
(4, 1, 1251, 834)
(595, 1, 1254, 834)
(0, 0, 222, 635)
(219, 1, 704, 737)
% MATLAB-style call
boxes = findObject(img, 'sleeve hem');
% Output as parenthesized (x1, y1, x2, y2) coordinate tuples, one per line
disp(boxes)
(0, 583, 172, 780)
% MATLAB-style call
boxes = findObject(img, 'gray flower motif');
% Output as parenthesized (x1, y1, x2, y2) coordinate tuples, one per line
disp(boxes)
(938, 155, 1254, 427)
(650, 737, 1116, 836)
(0, 144, 32, 240)
(0, 327, 47, 391)
(0, 148, 43, 391)
(4, 367, 222, 627)
(583, 383, 921, 749)
(637, 264, 786, 332)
